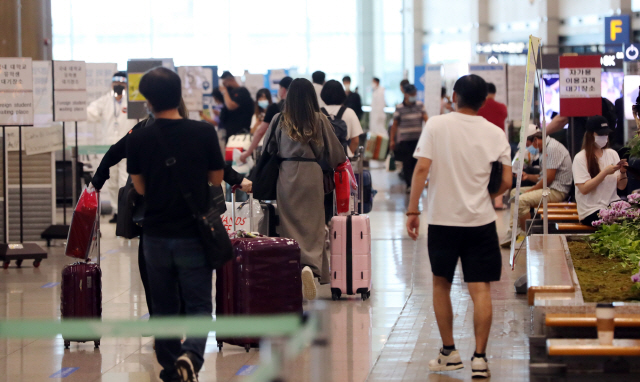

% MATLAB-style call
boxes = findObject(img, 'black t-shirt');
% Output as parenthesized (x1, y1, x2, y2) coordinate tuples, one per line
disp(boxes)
(345, 92, 363, 120)
(264, 100, 284, 124)
(219, 86, 254, 137)
(127, 119, 225, 238)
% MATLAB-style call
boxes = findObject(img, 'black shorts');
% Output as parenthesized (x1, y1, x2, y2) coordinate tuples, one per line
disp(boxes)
(427, 222, 502, 283)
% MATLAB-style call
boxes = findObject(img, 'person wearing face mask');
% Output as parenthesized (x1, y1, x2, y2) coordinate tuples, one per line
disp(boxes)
(572, 116, 628, 226)
(369, 77, 388, 138)
(390, 84, 429, 192)
(511, 124, 541, 188)
(251, 88, 272, 135)
(87, 71, 137, 223)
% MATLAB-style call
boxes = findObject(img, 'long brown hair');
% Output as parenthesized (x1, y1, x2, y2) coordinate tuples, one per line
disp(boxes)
(280, 78, 322, 145)
(582, 130, 608, 179)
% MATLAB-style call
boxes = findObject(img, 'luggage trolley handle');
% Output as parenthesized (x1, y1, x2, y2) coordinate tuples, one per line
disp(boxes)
(351, 146, 365, 215)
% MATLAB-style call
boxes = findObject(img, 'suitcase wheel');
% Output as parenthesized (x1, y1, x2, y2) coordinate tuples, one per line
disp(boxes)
(244, 344, 251, 353)
(2, 261, 8, 269)
(94, 340, 100, 348)
(64, 340, 70, 349)
(33, 260, 41, 268)
(217, 341, 223, 352)
(15, 260, 22, 268)
(331, 289, 341, 301)
(361, 291, 370, 301)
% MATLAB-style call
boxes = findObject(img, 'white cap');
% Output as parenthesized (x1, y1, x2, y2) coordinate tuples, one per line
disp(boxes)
(525, 124, 538, 139)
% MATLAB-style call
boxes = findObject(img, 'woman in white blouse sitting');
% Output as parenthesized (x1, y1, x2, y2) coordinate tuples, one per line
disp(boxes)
(572, 115, 628, 226)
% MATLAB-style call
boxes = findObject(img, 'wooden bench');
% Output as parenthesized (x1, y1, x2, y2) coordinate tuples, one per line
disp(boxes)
(536, 208, 578, 215)
(527, 235, 575, 305)
(555, 223, 597, 233)
(547, 339, 640, 356)
(540, 215, 580, 222)
(546, 313, 640, 328)
(548, 202, 577, 208)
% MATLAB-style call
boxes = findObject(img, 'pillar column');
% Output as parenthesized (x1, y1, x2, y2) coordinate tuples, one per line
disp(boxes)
(357, 0, 375, 103)
(0, 0, 52, 59)
(403, 0, 424, 82)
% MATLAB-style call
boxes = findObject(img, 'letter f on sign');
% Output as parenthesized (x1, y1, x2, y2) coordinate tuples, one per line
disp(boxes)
(611, 20, 623, 41)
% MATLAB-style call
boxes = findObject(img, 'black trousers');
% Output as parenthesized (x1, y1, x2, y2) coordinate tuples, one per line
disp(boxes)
(580, 211, 600, 227)
(395, 140, 419, 188)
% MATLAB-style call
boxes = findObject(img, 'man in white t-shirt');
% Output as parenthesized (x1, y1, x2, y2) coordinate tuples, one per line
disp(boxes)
(320, 80, 364, 155)
(406, 74, 512, 379)
(312, 71, 327, 109)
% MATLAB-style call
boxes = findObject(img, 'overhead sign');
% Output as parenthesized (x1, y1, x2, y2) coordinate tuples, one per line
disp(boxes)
(625, 44, 640, 61)
(559, 55, 602, 117)
(53, 61, 87, 122)
(0, 58, 34, 126)
(475, 42, 527, 55)
(605, 15, 630, 47)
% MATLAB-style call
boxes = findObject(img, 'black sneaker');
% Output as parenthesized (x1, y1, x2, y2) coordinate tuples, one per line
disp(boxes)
(175, 352, 199, 382)
(108, 214, 118, 224)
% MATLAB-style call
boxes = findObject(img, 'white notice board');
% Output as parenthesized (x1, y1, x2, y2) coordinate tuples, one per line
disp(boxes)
(178, 66, 212, 112)
(425, 65, 443, 117)
(507, 66, 526, 123)
(24, 125, 63, 155)
(0, 58, 34, 126)
(53, 61, 87, 122)
(469, 64, 507, 106)
(244, 73, 266, 100)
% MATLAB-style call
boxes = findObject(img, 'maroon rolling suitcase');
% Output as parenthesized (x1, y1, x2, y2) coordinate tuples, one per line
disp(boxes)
(215, 193, 303, 352)
(61, 190, 102, 349)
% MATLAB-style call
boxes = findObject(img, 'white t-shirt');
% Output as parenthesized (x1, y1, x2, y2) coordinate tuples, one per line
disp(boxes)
(313, 83, 327, 109)
(572, 149, 621, 220)
(413, 112, 511, 227)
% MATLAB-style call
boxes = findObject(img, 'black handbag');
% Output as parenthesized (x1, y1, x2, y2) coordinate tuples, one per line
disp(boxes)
(251, 114, 282, 200)
(488, 161, 503, 194)
(155, 129, 233, 269)
(115, 177, 144, 239)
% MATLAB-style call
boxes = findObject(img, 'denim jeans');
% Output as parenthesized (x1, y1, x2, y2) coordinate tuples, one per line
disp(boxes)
(143, 234, 213, 381)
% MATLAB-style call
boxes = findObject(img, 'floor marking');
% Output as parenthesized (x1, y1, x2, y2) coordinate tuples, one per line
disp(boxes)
(41, 282, 60, 288)
(49, 367, 78, 378)
(236, 365, 259, 376)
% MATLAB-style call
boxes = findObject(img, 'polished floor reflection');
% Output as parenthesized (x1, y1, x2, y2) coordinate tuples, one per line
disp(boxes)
(0, 167, 530, 381)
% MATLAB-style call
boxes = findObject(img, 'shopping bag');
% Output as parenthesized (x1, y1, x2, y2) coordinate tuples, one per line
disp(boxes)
(65, 188, 99, 260)
(221, 198, 264, 233)
(225, 134, 252, 161)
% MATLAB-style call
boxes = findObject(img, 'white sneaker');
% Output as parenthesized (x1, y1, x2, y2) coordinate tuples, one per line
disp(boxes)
(301, 266, 317, 300)
(175, 352, 199, 382)
(428, 349, 464, 372)
(471, 356, 491, 379)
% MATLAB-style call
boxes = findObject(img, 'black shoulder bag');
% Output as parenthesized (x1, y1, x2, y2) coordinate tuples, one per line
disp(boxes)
(488, 161, 503, 194)
(154, 129, 233, 269)
(251, 114, 282, 200)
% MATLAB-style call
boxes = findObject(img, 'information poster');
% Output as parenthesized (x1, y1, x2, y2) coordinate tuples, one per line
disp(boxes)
(178, 66, 209, 112)
(468, 64, 507, 106)
(507, 65, 526, 123)
(425, 65, 443, 117)
(24, 125, 63, 155)
(53, 61, 87, 122)
(559, 55, 602, 116)
(127, 59, 174, 119)
(244, 73, 265, 100)
(414, 65, 426, 103)
(32, 61, 54, 127)
(0, 58, 34, 126)
(266, 69, 288, 97)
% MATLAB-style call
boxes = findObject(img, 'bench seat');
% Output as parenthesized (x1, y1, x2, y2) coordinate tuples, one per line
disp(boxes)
(546, 313, 640, 327)
(547, 339, 640, 356)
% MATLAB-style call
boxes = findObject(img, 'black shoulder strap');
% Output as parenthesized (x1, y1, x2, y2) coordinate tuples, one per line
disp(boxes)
(264, 113, 282, 149)
(320, 107, 330, 117)
(336, 105, 347, 120)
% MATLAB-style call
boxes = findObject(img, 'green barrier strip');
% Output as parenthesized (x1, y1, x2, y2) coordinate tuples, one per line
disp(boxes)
(70, 145, 112, 155)
(0, 315, 301, 340)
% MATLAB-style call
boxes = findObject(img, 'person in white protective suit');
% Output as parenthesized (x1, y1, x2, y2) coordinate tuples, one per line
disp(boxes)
(369, 77, 388, 138)
(86, 71, 137, 223)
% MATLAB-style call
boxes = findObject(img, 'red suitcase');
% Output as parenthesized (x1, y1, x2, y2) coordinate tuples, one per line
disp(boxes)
(61, 189, 102, 349)
(215, 193, 302, 352)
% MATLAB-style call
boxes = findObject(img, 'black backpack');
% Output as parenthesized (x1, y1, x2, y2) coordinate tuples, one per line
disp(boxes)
(321, 106, 350, 155)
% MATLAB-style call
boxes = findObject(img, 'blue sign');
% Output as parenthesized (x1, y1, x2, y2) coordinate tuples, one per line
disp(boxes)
(414, 66, 425, 103)
(605, 15, 630, 47)
(49, 368, 78, 378)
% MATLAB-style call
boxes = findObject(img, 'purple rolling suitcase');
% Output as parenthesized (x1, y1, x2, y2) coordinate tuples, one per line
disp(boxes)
(215, 193, 302, 352)
(61, 191, 102, 349)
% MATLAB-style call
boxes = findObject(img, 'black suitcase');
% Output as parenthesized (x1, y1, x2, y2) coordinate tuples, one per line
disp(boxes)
(258, 202, 279, 237)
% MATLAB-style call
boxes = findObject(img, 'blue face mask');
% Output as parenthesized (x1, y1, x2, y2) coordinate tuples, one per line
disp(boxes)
(258, 100, 269, 109)
(527, 145, 538, 156)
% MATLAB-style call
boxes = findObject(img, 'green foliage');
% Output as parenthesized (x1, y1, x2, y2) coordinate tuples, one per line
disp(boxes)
(628, 134, 640, 159)
(590, 221, 640, 267)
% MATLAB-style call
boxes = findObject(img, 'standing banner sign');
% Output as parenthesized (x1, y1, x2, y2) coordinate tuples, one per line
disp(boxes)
(414, 65, 425, 103)
(469, 64, 508, 106)
(507, 66, 526, 123)
(425, 65, 443, 117)
(52, 61, 87, 122)
(559, 56, 602, 117)
(0, 58, 34, 126)
(510, 35, 541, 269)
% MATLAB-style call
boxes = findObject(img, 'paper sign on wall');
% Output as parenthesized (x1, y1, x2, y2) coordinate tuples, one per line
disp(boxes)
(559, 55, 602, 117)
(24, 125, 63, 155)
(0, 58, 34, 126)
(53, 61, 87, 121)
(425, 65, 443, 117)
(244, 73, 265, 101)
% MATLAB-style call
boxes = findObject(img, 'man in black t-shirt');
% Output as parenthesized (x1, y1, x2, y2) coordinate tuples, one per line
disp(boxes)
(343, 75, 363, 120)
(219, 71, 254, 139)
(126, 67, 225, 382)
(239, 76, 293, 163)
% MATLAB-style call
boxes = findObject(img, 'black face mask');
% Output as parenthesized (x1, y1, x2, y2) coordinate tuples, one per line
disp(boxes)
(113, 85, 125, 96)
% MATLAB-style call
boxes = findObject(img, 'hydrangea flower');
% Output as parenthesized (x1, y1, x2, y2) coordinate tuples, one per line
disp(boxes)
(632, 273, 640, 283)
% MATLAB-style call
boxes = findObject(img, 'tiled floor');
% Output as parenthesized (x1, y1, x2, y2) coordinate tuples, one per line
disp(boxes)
(0, 166, 531, 381)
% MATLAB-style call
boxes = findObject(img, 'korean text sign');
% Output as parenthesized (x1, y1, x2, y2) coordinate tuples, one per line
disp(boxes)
(0, 58, 34, 125)
(559, 55, 601, 117)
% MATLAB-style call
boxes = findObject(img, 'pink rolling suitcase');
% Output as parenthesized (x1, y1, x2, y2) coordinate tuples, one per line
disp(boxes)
(330, 147, 372, 301)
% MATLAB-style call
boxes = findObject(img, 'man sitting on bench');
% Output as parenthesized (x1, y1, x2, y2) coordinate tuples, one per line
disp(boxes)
(503, 129, 573, 246)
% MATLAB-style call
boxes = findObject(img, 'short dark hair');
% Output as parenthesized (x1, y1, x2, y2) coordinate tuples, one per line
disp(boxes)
(321, 80, 347, 106)
(139, 67, 182, 112)
(400, 79, 409, 88)
(486, 82, 497, 94)
(220, 71, 234, 80)
(372, 77, 380, 85)
(403, 84, 417, 95)
(441, 86, 447, 98)
(342, 75, 351, 83)
(212, 87, 223, 103)
(279, 76, 293, 90)
(532, 131, 543, 140)
(453, 74, 487, 111)
(312, 71, 326, 84)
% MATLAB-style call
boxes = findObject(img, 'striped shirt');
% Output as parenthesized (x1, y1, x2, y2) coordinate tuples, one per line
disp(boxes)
(544, 136, 573, 194)
(393, 101, 426, 142)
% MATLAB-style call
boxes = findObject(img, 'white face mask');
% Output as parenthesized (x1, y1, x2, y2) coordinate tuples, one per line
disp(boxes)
(594, 135, 608, 148)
